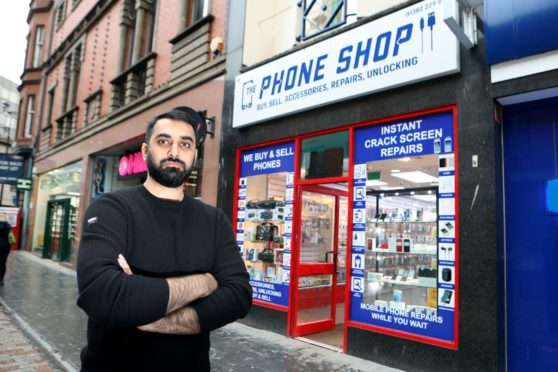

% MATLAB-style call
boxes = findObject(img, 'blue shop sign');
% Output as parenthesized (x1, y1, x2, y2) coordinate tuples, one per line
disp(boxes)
(250, 281, 289, 307)
(240, 142, 295, 177)
(354, 110, 454, 163)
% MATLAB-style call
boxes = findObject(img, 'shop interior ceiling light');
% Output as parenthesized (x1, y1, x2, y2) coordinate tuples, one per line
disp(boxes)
(366, 180, 387, 186)
(379, 186, 405, 191)
(391, 171, 439, 184)
(413, 194, 437, 202)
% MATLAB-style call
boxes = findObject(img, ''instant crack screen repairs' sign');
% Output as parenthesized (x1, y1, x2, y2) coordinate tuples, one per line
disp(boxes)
(233, 0, 459, 127)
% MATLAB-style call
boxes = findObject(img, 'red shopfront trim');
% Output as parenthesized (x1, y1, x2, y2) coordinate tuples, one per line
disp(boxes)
(234, 104, 460, 350)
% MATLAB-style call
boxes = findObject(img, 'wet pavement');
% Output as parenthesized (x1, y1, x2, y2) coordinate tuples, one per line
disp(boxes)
(0, 251, 401, 371)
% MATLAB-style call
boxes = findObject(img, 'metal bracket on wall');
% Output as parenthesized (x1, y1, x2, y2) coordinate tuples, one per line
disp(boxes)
(443, 0, 478, 49)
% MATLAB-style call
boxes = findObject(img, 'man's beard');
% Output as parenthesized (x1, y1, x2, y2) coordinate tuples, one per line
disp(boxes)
(146, 152, 195, 188)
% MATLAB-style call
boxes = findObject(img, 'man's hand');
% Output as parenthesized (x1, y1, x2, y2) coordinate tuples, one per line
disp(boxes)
(118, 254, 133, 275)
(138, 306, 200, 335)
(117, 254, 204, 335)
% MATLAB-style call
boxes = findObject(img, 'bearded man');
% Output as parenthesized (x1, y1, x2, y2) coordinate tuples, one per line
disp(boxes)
(76, 107, 252, 371)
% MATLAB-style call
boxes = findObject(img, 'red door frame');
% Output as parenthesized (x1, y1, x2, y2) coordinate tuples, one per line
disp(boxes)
(292, 184, 348, 337)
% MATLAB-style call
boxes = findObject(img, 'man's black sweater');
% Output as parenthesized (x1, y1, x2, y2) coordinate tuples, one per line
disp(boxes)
(77, 186, 252, 371)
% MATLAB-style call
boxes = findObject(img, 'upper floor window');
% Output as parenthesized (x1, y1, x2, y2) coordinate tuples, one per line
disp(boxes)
(56, 42, 82, 142)
(301, 0, 347, 40)
(184, 0, 210, 28)
(243, 0, 409, 66)
(62, 43, 82, 112)
(24, 95, 35, 138)
(83, 90, 102, 126)
(122, 0, 157, 70)
(45, 87, 55, 129)
(54, 0, 67, 29)
(32, 26, 45, 68)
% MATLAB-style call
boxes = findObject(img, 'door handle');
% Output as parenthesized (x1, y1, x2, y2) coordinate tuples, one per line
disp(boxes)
(325, 250, 334, 263)
(325, 251, 338, 274)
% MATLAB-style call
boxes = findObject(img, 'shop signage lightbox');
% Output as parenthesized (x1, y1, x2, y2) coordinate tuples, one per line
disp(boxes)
(350, 109, 458, 348)
(118, 151, 147, 177)
(236, 142, 295, 308)
(0, 153, 24, 185)
(233, 0, 459, 127)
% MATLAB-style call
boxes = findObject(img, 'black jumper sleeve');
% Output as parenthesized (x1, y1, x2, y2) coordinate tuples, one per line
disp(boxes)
(192, 209, 252, 332)
(76, 194, 169, 329)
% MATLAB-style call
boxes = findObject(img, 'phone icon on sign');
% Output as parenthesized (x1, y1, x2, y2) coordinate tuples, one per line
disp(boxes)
(242, 80, 255, 109)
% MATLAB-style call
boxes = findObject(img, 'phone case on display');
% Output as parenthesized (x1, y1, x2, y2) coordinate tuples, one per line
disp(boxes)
(442, 268, 452, 282)
(441, 290, 452, 304)
(396, 238, 402, 252)
(246, 200, 260, 209)
(403, 238, 411, 253)
(256, 222, 278, 241)
(258, 210, 274, 220)
(259, 248, 275, 263)
(257, 200, 277, 209)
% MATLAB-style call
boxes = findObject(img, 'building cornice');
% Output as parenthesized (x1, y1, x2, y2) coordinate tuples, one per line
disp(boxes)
(27, 1, 54, 22)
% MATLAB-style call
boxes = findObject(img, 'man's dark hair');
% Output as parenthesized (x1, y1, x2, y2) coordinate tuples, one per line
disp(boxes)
(145, 107, 206, 147)
(145, 110, 197, 144)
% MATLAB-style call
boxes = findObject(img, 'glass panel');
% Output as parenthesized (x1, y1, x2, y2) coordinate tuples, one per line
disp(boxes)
(362, 155, 439, 311)
(300, 191, 335, 263)
(297, 274, 333, 324)
(300, 131, 349, 180)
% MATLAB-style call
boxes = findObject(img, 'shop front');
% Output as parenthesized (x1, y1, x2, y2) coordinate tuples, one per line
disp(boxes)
(234, 107, 459, 351)
(224, 0, 498, 370)
(90, 135, 204, 202)
(32, 161, 82, 262)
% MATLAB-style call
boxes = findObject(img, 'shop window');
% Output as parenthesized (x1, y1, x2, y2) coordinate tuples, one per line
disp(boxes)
(350, 110, 458, 348)
(236, 142, 296, 307)
(23, 95, 35, 138)
(32, 26, 44, 68)
(34, 161, 82, 261)
(184, 146, 203, 198)
(300, 131, 349, 180)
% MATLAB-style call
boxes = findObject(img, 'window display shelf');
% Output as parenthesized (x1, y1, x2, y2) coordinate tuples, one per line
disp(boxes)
(368, 278, 437, 288)
(245, 219, 285, 224)
(371, 247, 437, 255)
(372, 220, 437, 224)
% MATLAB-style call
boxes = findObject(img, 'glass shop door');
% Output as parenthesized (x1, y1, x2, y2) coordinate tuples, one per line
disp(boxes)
(293, 185, 347, 338)
(42, 198, 75, 262)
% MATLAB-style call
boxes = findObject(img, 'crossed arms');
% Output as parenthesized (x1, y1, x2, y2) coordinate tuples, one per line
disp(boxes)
(117, 254, 217, 335)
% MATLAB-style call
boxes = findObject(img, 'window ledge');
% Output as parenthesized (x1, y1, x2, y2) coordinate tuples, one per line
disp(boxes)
(110, 52, 157, 85)
(169, 15, 214, 45)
